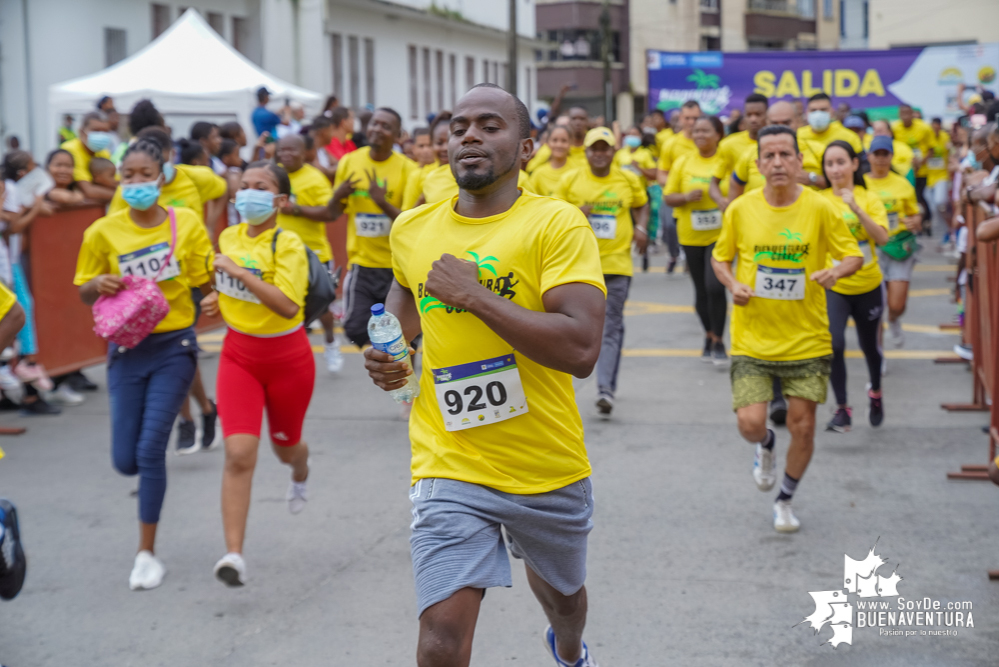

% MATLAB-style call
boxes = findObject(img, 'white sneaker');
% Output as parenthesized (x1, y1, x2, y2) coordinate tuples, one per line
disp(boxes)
(287, 479, 308, 514)
(753, 445, 776, 491)
(773, 500, 800, 533)
(128, 550, 165, 590)
(214, 552, 247, 587)
(51, 383, 85, 406)
(0, 365, 23, 404)
(888, 319, 905, 348)
(324, 341, 344, 373)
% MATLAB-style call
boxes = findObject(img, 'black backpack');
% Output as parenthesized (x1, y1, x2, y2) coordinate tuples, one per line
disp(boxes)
(271, 228, 339, 325)
(0, 499, 26, 601)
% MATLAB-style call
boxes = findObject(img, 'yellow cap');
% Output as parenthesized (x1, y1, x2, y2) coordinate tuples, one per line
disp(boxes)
(584, 127, 615, 148)
(969, 94, 983, 105)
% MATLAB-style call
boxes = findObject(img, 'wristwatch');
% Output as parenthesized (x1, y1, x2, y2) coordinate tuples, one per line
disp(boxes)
(808, 172, 818, 185)
(293, 204, 302, 216)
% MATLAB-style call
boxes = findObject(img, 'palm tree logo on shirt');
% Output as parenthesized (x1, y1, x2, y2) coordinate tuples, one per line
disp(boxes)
(355, 176, 387, 198)
(238, 255, 260, 270)
(779, 228, 803, 243)
(466, 251, 498, 278)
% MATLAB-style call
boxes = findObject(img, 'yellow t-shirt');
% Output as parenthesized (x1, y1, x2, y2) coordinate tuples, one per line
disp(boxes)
(277, 164, 334, 263)
(713, 187, 862, 361)
(61, 138, 110, 183)
(526, 143, 587, 174)
(402, 163, 432, 210)
(554, 166, 648, 276)
(176, 164, 227, 204)
(108, 168, 205, 221)
(891, 119, 934, 177)
(732, 144, 765, 194)
(334, 147, 416, 269)
(664, 152, 724, 246)
(0, 282, 16, 321)
(528, 161, 573, 197)
(926, 130, 951, 187)
(655, 128, 675, 158)
(656, 133, 697, 173)
(798, 122, 863, 181)
(820, 185, 890, 295)
(73, 207, 213, 334)
(714, 131, 754, 184)
(614, 146, 657, 190)
(216, 224, 310, 336)
(864, 171, 919, 238)
(390, 192, 606, 494)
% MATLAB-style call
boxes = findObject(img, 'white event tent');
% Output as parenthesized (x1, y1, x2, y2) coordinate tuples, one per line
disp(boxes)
(48, 8, 322, 153)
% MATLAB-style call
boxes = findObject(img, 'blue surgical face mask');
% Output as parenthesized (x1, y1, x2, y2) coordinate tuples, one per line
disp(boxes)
(86, 131, 113, 153)
(624, 135, 642, 149)
(235, 189, 276, 225)
(807, 110, 832, 133)
(121, 180, 161, 211)
(163, 161, 175, 183)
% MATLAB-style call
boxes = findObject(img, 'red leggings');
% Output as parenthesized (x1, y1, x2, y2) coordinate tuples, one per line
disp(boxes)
(217, 327, 315, 446)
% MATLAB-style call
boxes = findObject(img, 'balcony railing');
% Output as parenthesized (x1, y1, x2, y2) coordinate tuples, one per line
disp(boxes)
(747, 0, 816, 18)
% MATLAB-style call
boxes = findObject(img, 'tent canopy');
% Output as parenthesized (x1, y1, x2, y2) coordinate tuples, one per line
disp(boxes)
(48, 8, 322, 150)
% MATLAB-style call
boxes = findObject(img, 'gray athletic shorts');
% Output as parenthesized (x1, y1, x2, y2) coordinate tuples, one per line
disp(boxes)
(409, 476, 594, 617)
(877, 248, 917, 282)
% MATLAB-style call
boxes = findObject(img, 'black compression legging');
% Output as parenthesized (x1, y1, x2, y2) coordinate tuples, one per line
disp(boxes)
(827, 285, 884, 406)
(683, 243, 727, 338)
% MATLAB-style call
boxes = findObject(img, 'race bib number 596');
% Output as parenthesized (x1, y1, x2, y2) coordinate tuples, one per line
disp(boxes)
(432, 354, 528, 432)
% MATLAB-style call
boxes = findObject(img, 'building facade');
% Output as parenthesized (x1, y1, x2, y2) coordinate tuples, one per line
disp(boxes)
(0, 0, 537, 152)
(866, 0, 999, 49)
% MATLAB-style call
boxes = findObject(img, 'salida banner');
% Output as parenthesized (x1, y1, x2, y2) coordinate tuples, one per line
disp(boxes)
(647, 44, 999, 120)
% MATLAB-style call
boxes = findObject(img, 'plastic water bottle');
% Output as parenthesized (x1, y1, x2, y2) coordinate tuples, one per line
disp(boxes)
(368, 304, 420, 404)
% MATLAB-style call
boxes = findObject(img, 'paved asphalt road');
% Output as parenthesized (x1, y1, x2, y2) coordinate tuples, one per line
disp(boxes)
(1, 245, 996, 666)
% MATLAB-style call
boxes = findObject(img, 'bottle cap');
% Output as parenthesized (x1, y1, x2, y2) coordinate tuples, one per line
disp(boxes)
(370, 303, 385, 316)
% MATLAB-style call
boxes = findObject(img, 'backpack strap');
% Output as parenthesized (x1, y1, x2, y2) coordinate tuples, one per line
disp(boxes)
(271, 227, 282, 257)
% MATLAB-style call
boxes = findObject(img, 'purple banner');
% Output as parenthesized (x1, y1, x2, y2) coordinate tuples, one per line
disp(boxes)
(647, 45, 999, 120)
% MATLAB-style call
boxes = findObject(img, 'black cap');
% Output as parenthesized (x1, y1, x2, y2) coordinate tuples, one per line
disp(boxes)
(256, 86, 272, 97)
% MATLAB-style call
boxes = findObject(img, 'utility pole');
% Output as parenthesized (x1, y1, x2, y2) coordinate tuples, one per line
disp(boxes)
(599, 0, 612, 122)
(507, 0, 518, 97)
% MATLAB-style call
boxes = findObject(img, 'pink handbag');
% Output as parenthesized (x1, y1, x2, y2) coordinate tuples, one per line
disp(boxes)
(92, 207, 178, 349)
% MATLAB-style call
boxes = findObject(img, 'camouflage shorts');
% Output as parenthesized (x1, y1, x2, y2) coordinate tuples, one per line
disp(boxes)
(730, 355, 831, 411)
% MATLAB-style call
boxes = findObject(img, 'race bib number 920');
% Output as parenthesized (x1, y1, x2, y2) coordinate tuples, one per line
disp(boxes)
(432, 354, 528, 431)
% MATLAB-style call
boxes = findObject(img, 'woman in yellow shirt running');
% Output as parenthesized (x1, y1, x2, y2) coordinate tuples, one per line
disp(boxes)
(820, 140, 890, 433)
(199, 162, 314, 588)
(526, 125, 573, 197)
(74, 138, 213, 591)
(663, 115, 729, 365)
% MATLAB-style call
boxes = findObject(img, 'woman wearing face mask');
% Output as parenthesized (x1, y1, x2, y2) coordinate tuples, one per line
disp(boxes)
(526, 125, 573, 197)
(614, 127, 658, 190)
(664, 115, 730, 366)
(198, 163, 313, 587)
(74, 138, 213, 591)
(864, 137, 922, 350)
(819, 140, 890, 433)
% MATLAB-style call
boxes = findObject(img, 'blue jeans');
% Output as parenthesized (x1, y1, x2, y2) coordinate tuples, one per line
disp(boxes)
(107, 328, 197, 524)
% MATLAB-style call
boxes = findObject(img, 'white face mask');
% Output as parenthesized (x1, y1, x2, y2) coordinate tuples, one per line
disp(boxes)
(808, 110, 832, 133)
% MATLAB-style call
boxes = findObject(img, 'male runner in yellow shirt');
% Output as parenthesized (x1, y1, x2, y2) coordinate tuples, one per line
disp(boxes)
(363, 83, 606, 667)
(656, 100, 701, 274)
(709, 93, 769, 209)
(892, 103, 935, 223)
(797, 93, 862, 188)
(712, 125, 862, 533)
(330, 107, 416, 347)
(61, 112, 115, 203)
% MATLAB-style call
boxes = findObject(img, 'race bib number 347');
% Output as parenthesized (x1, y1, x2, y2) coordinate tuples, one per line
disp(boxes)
(118, 243, 179, 281)
(755, 265, 805, 300)
(432, 354, 528, 432)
